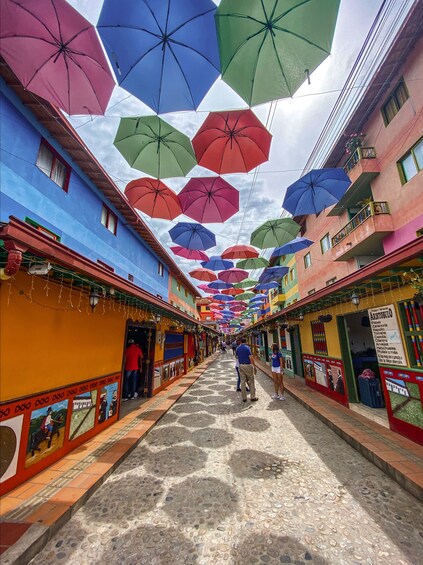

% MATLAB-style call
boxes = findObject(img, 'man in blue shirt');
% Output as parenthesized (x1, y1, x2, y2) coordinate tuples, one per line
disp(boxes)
(236, 338, 258, 403)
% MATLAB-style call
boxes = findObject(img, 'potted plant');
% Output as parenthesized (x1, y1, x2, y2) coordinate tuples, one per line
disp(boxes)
(402, 269, 423, 305)
(345, 132, 365, 155)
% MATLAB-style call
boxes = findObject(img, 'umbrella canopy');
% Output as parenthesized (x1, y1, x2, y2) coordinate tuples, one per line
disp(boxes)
(250, 219, 301, 249)
(170, 246, 209, 261)
(219, 268, 248, 284)
(221, 245, 259, 260)
(213, 294, 234, 302)
(233, 278, 259, 289)
(259, 266, 289, 283)
(189, 268, 217, 282)
(235, 292, 255, 301)
(282, 168, 351, 216)
(201, 256, 234, 271)
(0, 0, 115, 115)
(192, 109, 272, 174)
(208, 280, 232, 290)
(169, 222, 216, 250)
(250, 294, 267, 302)
(114, 116, 196, 179)
(255, 282, 279, 291)
(125, 178, 181, 220)
(271, 237, 314, 257)
(230, 304, 246, 312)
(236, 257, 269, 270)
(198, 284, 215, 293)
(98, 0, 220, 114)
(216, 0, 340, 106)
(178, 177, 239, 223)
(221, 288, 244, 296)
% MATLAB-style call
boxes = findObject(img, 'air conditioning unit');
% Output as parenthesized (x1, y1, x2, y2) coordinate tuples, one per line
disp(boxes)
(27, 262, 52, 276)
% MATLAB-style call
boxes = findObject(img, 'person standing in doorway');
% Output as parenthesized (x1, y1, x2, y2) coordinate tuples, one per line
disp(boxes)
(271, 344, 286, 400)
(123, 339, 143, 401)
(236, 338, 258, 403)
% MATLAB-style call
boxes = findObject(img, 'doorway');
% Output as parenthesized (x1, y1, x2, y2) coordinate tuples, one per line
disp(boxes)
(290, 326, 304, 377)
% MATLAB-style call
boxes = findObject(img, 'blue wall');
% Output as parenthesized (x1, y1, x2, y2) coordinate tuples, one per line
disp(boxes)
(0, 79, 169, 298)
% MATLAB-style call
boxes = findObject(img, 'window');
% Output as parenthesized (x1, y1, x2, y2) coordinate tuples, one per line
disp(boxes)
(382, 79, 409, 125)
(311, 320, 328, 355)
(158, 262, 164, 277)
(320, 233, 331, 254)
(399, 300, 423, 368)
(184, 289, 188, 297)
(25, 217, 60, 241)
(326, 277, 337, 286)
(398, 138, 423, 183)
(128, 274, 134, 282)
(101, 204, 117, 235)
(283, 275, 288, 286)
(304, 253, 311, 269)
(308, 288, 316, 295)
(36, 140, 70, 190)
(289, 269, 294, 281)
(299, 218, 307, 237)
(177, 281, 181, 291)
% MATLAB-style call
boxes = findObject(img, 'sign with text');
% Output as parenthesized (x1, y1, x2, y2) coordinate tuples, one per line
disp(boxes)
(369, 305, 407, 366)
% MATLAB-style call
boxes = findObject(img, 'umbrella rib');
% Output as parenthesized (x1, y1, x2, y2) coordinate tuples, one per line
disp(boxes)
(7, 0, 58, 43)
(273, 0, 313, 24)
(267, 29, 292, 96)
(272, 26, 330, 55)
(65, 52, 108, 112)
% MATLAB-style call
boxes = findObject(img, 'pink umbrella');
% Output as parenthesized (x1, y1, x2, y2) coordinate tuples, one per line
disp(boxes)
(170, 246, 209, 261)
(197, 284, 215, 294)
(231, 304, 246, 312)
(219, 268, 249, 284)
(190, 268, 217, 282)
(221, 245, 259, 259)
(178, 177, 239, 223)
(0, 0, 115, 115)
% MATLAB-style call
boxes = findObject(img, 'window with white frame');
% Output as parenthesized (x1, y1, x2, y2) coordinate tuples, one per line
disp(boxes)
(320, 233, 331, 254)
(304, 252, 312, 269)
(36, 141, 70, 190)
(398, 138, 423, 183)
(100, 204, 117, 235)
(158, 262, 164, 277)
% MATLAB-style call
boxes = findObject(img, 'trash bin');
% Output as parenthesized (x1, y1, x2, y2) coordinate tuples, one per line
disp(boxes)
(358, 377, 385, 408)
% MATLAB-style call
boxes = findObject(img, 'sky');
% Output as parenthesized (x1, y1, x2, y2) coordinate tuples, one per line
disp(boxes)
(67, 0, 388, 287)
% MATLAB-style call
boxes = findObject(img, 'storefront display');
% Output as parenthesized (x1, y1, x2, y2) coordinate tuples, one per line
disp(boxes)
(303, 354, 348, 406)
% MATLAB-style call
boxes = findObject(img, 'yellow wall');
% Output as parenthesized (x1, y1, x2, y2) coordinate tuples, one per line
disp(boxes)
(1, 272, 129, 401)
(299, 285, 415, 361)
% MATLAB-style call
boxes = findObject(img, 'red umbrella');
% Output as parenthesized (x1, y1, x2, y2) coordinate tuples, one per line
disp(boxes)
(221, 245, 259, 260)
(0, 0, 115, 115)
(125, 178, 182, 220)
(178, 177, 239, 223)
(170, 246, 209, 262)
(192, 109, 272, 174)
(230, 304, 246, 312)
(219, 268, 248, 284)
(190, 268, 217, 282)
(221, 288, 244, 296)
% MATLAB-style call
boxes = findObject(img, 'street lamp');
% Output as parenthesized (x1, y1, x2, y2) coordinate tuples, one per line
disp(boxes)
(351, 291, 360, 308)
(89, 289, 100, 312)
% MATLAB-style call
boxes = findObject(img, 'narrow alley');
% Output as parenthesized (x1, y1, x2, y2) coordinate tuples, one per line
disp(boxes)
(28, 355, 423, 565)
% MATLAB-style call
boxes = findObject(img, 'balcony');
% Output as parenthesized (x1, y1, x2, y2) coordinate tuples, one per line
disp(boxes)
(332, 201, 394, 261)
(329, 147, 380, 216)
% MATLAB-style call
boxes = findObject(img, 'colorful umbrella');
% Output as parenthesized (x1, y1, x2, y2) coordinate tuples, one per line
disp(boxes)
(213, 294, 234, 302)
(216, 0, 340, 106)
(170, 246, 209, 262)
(236, 257, 269, 270)
(219, 268, 248, 284)
(255, 282, 279, 291)
(221, 245, 259, 260)
(0, 0, 115, 115)
(282, 169, 351, 216)
(208, 280, 232, 290)
(189, 268, 217, 282)
(250, 294, 267, 302)
(192, 109, 272, 174)
(230, 304, 246, 312)
(178, 177, 239, 223)
(221, 288, 244, 296)
(169, 222, 216, 250)
(98, 0, 220, 114)
(233, 278, 259, 289)
(198, 284, 215, 293)
(259, 266, 289, 283)
(235, 292, 255, 301)
(201, 256, 234, 271)
(250, 219, 301, 249)
(114, 116, 196, 179)
(271, 237, 314, 257)
(125, 178, 181, 220)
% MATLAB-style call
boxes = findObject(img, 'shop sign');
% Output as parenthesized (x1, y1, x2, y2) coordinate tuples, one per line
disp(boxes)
(369, 305, 407, 366)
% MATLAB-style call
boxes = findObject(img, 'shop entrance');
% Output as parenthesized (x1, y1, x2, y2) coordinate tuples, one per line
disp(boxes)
(340, 311, 388, 425)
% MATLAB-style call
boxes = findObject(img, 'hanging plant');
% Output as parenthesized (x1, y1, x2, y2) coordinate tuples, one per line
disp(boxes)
(318, 314, 333, 323)
(345, 132, 365, 155)
(402, 269, 423, 304)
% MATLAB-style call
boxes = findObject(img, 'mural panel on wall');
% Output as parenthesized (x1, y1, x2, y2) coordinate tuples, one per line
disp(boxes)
(0, 414, 24, 484)
(69, 391, 98, 441)
(25, 400, 68, 468)
(303, 354, 347, 405)
(98, 383, 118, 425)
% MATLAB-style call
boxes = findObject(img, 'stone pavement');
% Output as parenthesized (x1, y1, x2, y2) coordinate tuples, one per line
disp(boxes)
(22, 354, 423, 565)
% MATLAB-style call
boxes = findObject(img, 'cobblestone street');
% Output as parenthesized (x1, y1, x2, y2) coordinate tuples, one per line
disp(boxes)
(30, 355, 423, 565)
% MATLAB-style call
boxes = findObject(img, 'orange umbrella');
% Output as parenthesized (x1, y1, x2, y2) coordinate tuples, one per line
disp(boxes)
(221, 287, 244, 296)
(221, 244, 259, 259)
(125, 178, 181, 220)
(189, 268, 217, 282)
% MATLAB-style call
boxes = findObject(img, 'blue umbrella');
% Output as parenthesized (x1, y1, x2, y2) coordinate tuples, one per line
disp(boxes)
(97, 0, 220, 114)
(201, 256, 234, 271)
(212, 294, 233, 302)
(282, 168, 351, 216)
(271, 237, 314, 257)
(259, 266, 289, 283)
(255, 282, 279, 291)
(169, 222, 215, 250)
(208, 280, 232, 290)
(250, 295, 267, 303)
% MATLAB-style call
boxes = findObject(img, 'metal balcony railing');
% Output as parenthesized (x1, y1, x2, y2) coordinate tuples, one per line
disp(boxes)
(343, 146, 376, 175)
(332, 201, 390, 247)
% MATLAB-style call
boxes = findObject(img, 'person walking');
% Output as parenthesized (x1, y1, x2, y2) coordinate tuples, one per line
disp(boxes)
(235, 339, 250, 392)
(236, 337, 258, 403)
(270, 344, 286, 400)
(123, 339, 143, 401)
(231, 340, 237, 355)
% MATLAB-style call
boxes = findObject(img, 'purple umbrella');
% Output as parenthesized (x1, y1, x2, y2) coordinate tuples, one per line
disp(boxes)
(169, 222, 216, 250)
(213, 294, 234, 302)
(219, 268, 248, 284)
(0, 0, 115, 115)
(201, 256, 234, 271)
(271, 237, 313, 257)
(170, 246, 209, 261)
(208, 280, 233, 290)
(178, 177, 239, 223)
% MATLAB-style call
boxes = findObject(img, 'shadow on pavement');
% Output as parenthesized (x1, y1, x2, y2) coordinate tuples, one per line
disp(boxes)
(144, 445, 208, 477)
(229, 448, 299, 480)
(178, 413, 216, 428)
(191, 427, 234, 449)
(145, 425, 191, 447)
(231, 416, 271, 433)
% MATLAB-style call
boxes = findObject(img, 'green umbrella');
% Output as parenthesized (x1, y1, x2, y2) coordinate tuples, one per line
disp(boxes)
(233, 278, 259, 289)
(114, 116, 197, 178)
(235, 291, 256, 301)
(216, 0, 340, 106)
(250, 219, 300, 249)
(236, 257, 269, 270)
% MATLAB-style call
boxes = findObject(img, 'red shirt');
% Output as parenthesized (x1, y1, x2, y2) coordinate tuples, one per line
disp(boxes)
(125, 344, 143, 371)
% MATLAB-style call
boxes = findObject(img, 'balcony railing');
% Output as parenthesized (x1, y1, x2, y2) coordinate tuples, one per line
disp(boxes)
(343, 146, 376, 175)
(332, 201, 390, 247)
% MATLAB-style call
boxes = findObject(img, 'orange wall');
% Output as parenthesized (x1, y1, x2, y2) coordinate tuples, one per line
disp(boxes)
(0, 272, 127, 401)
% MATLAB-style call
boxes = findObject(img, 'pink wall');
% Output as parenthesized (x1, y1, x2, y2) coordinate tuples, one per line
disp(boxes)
(383, 214, 423, 254)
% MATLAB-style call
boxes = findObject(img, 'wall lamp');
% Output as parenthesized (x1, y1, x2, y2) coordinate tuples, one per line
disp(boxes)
(156, 314, 161, 324)
(351, 291, 360, 308)
(298, 311, 304, 321)
(89, 289, 100, 312)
